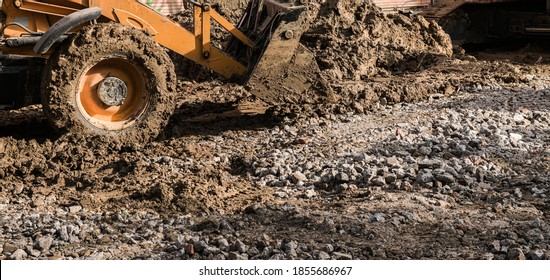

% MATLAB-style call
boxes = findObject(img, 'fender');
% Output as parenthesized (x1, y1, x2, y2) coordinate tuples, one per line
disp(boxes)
(33, 7, 102, 54)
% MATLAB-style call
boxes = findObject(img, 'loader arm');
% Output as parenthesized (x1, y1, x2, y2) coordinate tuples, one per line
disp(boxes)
(2, 0, 315, 83)
(4, 0, 250, 79)
(88, 0, 249, 79)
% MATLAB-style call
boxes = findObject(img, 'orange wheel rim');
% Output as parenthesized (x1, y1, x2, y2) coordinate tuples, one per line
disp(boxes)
(76, 57, 148, 131)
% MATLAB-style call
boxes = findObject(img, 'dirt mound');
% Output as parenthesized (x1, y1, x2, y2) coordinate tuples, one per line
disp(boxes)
(167, 0, 455, 116)
(164, 0, 544, 121)
(303, 0, 453, 81)
(258, 0, 453, 115)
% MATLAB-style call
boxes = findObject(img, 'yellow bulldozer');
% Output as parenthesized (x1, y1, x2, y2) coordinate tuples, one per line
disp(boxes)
(0, 0, 316, 143)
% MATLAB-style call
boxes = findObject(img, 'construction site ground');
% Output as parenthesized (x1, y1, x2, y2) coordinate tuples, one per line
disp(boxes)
(1, 1, 549, 260)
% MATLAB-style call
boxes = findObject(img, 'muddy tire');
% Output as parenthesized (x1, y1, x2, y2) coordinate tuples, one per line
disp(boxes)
(41, 23, 176, 144)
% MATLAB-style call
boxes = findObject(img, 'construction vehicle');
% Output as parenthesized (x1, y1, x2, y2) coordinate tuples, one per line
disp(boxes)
(0, 0, 316, 143)
(423, 0, 550, 48)
(372, 0, 550, 48)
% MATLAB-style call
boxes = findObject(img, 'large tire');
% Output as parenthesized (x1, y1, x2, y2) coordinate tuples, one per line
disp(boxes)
(41, 23, 177, 144)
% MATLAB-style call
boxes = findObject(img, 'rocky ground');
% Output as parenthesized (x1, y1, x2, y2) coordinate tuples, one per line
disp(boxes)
(1, 0, 550, 260)
(1, 60, 549, 259)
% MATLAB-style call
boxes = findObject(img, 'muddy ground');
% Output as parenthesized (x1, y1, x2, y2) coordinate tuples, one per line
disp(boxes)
(1, 0, 549, 260)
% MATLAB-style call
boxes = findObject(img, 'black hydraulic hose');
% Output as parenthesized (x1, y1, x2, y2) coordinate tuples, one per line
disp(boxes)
(34, 7, 102, 54)
(0, 22, 44, 38)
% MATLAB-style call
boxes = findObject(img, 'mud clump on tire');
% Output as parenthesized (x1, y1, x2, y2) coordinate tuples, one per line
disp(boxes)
(41, 23, 177, 145)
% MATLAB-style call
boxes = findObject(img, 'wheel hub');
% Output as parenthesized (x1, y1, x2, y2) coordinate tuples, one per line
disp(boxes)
(97, 77, 128, 106)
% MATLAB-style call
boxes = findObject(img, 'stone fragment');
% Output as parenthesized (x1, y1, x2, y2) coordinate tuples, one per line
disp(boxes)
(527, 249, 545, 260)
(305, 189, 317, 198)
(270, 253, 284, 260)
(323, 244, 334, 253)
(3, 243, 18, 254)
(195, 241, 208, 254)
(317, 251, 331, 260)
(186, 244, 195, 256)
(27, 247, 41, 258)
(34, 236, 53, 252)
(370, 176, 386, 186)
(394, 168, 407, 179)
(220, 220, 234, 232)
(68, 205, 82, 213)
(384, 173, 397, 184)
(290, 171, 307, 183)
(418, 146, 432, 156)
(386, 156, 399, 166)
(336, 172, 350, 182)
(10, 249, 27, 260)
(234, 240, 248, 254)
(512, 113, 525, 123)
(332, 252, 353, 260)
(217, 238, 229, 250)
(514, 188, 523, 199)
(228, 252, 248, 260)
(247, 247, 260, 256)
(58, 226, 70, 242)
(435, 173, 455, 184)
(416, 172, 434, 184)
(490, 240, 501, 253)
(509, 133, 522, 145)
(370, 213, 385, 222)
(418, 159, 440, 169)
(507, 248, 526, 260)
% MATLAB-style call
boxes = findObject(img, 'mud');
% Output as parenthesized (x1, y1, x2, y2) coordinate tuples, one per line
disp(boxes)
(167, 1, 484, 116)
(0, 117, 272, 214)
(1, 0, 550, 260)
(304, 0, 453, 81)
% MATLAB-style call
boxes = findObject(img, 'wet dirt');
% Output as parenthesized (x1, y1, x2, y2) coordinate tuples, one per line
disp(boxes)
(169, 0, 542, 117)
(304, 0, 453, 81)
(1, 0, 550, 260)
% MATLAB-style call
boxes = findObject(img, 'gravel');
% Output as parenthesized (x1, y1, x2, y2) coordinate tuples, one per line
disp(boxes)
(1, 80, 549, 260)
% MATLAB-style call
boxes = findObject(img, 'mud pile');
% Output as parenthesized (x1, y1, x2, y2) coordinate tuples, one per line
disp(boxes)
(304, 0, 453, 81)
(275, 0, 454, 114)
(167, 1, 534, 117)
(169, 0, 454, 115)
